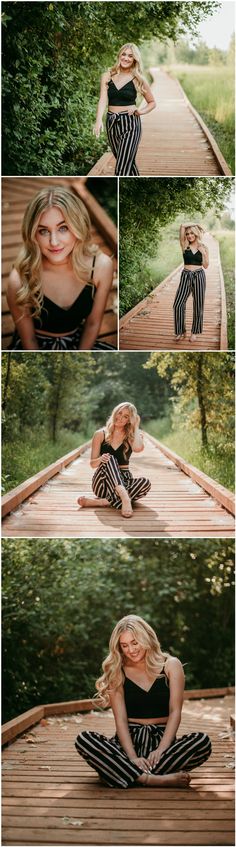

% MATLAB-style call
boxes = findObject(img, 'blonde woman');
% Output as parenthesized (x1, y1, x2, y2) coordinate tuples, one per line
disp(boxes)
(93, 43, 156, 175)
(77, 402, 151, 518)
(75, 614, 211, 788)
(7, 186, 114, 350)
(173, 224, 209, 342)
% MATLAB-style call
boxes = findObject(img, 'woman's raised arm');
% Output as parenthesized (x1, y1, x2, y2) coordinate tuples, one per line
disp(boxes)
(179, 225, 186, 250)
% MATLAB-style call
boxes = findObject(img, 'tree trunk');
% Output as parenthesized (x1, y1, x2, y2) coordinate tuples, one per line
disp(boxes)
(51, 360, 66, 443)
(196, 355, 208, 448)
(2, 352, 12, 412)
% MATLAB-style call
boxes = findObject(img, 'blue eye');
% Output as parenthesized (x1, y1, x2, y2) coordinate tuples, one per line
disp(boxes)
(59, 225, 68, 232)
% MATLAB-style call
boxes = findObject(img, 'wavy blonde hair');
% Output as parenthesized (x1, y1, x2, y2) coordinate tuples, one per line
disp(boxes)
(109, 43, 146, 94)
(14, 186, 98, 318)
(104, 402, 139, 461)
(96, 615, 170, 707)
(184, 223, 205, 245)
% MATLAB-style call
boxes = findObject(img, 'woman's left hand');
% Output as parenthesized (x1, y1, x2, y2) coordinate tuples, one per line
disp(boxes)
(147, 748, 163, 769)
(127, 106, 139, 116)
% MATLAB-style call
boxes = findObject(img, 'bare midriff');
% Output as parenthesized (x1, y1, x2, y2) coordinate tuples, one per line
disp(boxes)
(128, 716, 168, 725)
(184, 264, 203, 271)
(119, 465, 129, 470)
(108, 105, 137, 113)
(35, 328, 76, 336)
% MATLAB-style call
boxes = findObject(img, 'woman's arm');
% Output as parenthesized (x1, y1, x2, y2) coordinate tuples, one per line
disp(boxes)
(128, 79, 155, 117)
(132, 418, 144, 453)
(198, 242, 209, 269)
(78, 253, 113, 351)
(179, 225, 186, 250)
(90, 429, 111, 469)
(7, 269, 39, 350)
(109, 685, 150, 771)
(147, 657, 185, 768)
(93, 72, 109, 138)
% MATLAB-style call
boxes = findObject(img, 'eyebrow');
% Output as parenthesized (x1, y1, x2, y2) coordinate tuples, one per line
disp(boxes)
(37, 219, 66, 229)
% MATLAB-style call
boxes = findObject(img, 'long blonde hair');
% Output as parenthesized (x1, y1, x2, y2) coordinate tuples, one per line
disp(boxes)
(14, 186, 98, 317)
(105, 402, 138, 460)
(109, 43, 146, 94)
(96, 615, 170, 707)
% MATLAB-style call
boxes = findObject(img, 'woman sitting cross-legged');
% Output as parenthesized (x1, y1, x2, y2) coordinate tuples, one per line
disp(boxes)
(75, 615, 212, 788)
(77, 402, 151, 518)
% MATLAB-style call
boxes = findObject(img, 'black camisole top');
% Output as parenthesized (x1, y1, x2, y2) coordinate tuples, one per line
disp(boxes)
(123, 667, 170, 720)
(107, 78, 137, 107)
(183, 248, 203, 266)
(33, 256, 96, 334)
(100, 431, 132, 466)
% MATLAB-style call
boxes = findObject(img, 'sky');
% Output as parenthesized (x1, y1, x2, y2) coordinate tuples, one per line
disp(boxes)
(190, 1, 235, 49)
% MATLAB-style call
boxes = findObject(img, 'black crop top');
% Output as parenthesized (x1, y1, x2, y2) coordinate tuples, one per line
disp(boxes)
(183, 248, 203, 266)
(100, 431, 132, 466)
(108, 78, 137, 107)
(123, 667, 170, 719)
(33, 256, 96, 334)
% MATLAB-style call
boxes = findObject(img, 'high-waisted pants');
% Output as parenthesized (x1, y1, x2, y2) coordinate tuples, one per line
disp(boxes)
(75, 722, 212, 788)
(92, 455, 151, 510)
(106, 112, 142, 175)
(173, 268, 206, 335)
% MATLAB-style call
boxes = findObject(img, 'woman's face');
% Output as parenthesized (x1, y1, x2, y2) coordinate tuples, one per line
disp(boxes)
(114, 407, 131, 428)
(119, 48, 134, 70)
(185, 228, 197, 244)
(35, 206, 77, 264)
(119, 629, 146, 663)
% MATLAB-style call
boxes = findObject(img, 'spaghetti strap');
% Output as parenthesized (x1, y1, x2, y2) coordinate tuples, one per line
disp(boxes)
(90, 255, 96, 280)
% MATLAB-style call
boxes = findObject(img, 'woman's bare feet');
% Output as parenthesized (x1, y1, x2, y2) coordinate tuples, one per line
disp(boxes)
(175, 332, 186, 342)
(189, 334, 197, 342)
(77, 496, 109, 509)
(138, 771, 191, 788)
(121, 492, 133, 518)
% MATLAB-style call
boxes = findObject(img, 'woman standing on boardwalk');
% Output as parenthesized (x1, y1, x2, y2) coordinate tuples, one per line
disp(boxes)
(173, 224, 209, 342)
(77, 402, 151, 518)
(93, 44, 156, 175)
(7, 186, 114, 350)
(75, 614, 211, 787)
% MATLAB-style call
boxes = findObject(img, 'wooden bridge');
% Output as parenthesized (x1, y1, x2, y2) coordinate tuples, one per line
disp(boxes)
(88, 68, 232, 177)
(119, 233, 228, 351)
(2, 688, 235, 846)
(2, 433, 234, 538)
(2, 177, 117, 349)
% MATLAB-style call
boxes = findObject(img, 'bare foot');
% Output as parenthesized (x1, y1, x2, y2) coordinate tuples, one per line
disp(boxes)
(139, 770, 191, 788)
(121, 492, 133, 518)
(77, 496, 109, 509)
(175, 333, 186, 342)
(189, 334, 197, 342)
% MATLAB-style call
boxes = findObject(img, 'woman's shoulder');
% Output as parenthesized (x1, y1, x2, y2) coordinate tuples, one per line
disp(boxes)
(8, 267, 21, 291)
(102, 70, 111, 83)
(164, 656, 183, 675)
(93, 427, 105, 440)
(93, 251, 113, 284)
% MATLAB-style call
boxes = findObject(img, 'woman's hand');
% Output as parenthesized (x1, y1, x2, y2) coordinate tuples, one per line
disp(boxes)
(131, 755, 151, 772)
(93, 121, 103, 138)
(127, 106, 139, 116)
(99, 453, 111, 464)
(135, 414, 141, 427)
(147, 748, 163, 769)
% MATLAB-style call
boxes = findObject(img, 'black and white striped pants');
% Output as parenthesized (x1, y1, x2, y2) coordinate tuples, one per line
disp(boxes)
(106, 112, 142, 175)
(75, 722, 212, 788)
(92, 455, 151, 510)
(173, 268, 206, 335)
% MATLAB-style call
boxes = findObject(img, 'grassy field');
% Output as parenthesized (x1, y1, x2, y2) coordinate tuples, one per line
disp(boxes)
(214, 229, 235, 349)
(145, 416, 234, 492)
(2, 428, 92, 493)
(168, 64, 235, 173)
(147, 218, 183, 287)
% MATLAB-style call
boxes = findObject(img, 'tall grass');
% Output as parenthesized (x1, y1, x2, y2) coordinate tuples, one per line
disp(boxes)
(214, 229, 235, 350)
(168, 64, 235, 172)
(2, 428, 93, 493)
(145, 417, 234, 492)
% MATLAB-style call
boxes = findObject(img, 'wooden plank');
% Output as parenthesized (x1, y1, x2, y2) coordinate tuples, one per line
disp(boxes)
(88, 68, 231, 177)
(120, 234, 226, 352)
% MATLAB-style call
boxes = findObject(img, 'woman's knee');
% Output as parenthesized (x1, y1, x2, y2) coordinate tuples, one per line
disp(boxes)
(196, 731, 212, 758)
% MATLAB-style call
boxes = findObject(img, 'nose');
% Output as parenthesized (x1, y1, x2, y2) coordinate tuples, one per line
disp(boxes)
(50, 229, 60, 247)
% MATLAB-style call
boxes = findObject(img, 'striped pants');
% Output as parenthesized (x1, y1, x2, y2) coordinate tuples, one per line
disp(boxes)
(75, 723, 212, 788)
(92, 455, 151, 510)
(106, 112, 142, 175)
(173, 268, 206, 335)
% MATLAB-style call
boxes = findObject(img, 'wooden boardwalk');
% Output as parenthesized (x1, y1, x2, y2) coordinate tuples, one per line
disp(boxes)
(2, 693, 235, 846)
(88, 68, 231, 177)
(2, 434, 235, 538)
(119, 233, 228, 351)
(2, 177, 118, 349)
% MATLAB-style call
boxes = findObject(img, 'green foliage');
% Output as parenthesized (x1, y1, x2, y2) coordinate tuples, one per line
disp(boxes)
(2, 538, 234, 722)
(215, 230, 235, 350)
(2, 1, 220, 174)
(145, 418, 234, 491)
(2, 428, 92, 494)
(171, 65, 235, 173)
(119, 177, 233, 315)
